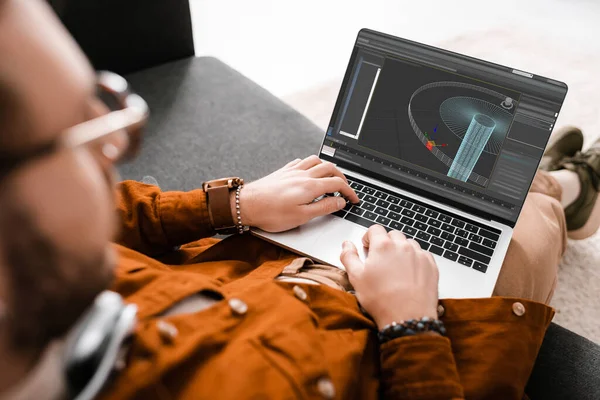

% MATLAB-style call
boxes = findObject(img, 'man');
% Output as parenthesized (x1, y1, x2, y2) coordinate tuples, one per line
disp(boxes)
(0, 1, 598, 399)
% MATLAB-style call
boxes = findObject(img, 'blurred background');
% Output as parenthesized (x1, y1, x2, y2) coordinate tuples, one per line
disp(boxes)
(191, 0, 600, 342)
(191, 0, 600, 98)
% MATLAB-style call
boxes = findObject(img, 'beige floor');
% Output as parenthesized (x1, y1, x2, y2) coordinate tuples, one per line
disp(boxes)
(283, 29, 600, 343)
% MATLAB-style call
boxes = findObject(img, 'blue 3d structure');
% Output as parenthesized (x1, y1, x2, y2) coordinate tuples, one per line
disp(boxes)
(447, 113, 496, 182)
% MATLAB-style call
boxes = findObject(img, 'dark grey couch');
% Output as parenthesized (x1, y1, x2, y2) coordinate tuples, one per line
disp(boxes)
(51, 1, 600, 398)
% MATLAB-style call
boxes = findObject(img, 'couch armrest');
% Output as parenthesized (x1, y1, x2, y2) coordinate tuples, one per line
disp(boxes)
(526, 322, 600, 400)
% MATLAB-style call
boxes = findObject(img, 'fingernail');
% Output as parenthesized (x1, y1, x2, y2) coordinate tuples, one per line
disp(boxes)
(342, 241, 349, 249)
(337, 198, 346, 209)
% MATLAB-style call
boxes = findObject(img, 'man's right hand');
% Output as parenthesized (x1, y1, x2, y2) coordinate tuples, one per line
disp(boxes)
(340, 225, 440, 329)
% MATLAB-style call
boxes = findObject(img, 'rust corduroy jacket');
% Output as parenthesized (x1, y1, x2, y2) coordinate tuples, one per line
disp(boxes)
(102, 181, 555, 400)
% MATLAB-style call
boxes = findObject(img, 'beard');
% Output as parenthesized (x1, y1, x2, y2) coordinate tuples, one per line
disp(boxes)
(0, 201, 114, 352)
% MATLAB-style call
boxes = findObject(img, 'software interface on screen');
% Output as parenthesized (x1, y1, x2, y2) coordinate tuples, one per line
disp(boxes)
(321, 30, 568, 224)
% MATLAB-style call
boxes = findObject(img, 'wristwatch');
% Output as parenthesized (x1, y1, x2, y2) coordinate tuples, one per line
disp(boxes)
(202, 177, 244, 234)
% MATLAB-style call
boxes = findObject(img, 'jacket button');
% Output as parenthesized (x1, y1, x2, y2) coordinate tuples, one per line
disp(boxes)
(437, 304, 445, 317)
(229, 298, 248, 315)
(512, 302, 526, 316)
(317, 377, 336, 399)
(293, 285, 308, 301)
(157, 320, 178, 343)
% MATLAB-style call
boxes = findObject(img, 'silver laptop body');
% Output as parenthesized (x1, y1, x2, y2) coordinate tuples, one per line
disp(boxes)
(254, 29, 568, 299)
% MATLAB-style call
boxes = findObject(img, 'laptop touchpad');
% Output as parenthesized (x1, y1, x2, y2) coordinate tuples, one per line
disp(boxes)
(312, 216, 368, 270)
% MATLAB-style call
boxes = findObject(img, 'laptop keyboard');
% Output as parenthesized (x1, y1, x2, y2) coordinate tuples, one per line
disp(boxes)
(331, 178, 501, 273)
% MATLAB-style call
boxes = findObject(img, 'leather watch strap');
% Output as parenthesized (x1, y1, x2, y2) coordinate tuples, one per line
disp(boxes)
(202, 177, 244, 232)
(206, 185, 235, 230)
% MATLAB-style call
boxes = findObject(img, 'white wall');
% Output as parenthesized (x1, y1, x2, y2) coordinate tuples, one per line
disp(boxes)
(190, 0, 600, 97)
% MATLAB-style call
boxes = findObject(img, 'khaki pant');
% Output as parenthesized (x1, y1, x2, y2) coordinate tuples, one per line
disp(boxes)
(277, 171, 567, 305)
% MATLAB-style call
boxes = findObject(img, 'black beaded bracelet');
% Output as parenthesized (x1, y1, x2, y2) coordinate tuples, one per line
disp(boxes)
(378, 317, 447, 343)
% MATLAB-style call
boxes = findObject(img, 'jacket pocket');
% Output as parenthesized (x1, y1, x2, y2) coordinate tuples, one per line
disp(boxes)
(135, 336, 300, 400)
(251, 320, 335, 399)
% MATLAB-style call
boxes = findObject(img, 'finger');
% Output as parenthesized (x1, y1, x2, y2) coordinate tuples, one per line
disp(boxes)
(419, 251, 439, 283)
(426, 251, 436, 265)
(294, 155, 322, 170)
(283, 158, 302, 169)
(313, 177, 360, 204)
(407, 238, 422, 252)
(431, 259, 440, 281)
(362, 224, 388, 248)
(388, 229, 407, 242)
(302, 196, 346, 220)
(307, 162, 348, 183)
(426, 253, 439, 278)
(340, 241, 364, 276)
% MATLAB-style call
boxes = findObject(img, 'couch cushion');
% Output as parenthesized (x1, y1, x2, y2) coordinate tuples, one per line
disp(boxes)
(525, 322, 600, 400)
(119, 57, 325, 191)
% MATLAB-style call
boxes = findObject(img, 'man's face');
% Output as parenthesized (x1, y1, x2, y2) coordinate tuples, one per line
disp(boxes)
(0, 0, 118, 349)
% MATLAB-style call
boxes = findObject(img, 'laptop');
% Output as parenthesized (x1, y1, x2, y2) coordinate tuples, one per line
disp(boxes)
(253, 28, 568, 299)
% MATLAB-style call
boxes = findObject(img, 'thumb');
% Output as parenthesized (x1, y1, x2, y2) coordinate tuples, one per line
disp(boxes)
(340, 241, 363, 276)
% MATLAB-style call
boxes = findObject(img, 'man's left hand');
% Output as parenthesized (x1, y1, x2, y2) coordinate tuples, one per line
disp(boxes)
(233, 155, 359, 232)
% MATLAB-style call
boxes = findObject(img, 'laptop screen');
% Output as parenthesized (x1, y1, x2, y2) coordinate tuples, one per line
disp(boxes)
(320, 29, 568, 227)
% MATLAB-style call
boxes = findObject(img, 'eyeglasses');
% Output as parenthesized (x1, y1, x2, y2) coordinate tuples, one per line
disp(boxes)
(0, 71, 149, 180)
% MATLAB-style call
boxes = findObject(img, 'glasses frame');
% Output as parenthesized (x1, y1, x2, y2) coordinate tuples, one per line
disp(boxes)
(0, 71, 149, 180)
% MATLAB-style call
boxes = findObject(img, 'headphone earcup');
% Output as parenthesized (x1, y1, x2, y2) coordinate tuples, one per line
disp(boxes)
(63, 291, 137, 400)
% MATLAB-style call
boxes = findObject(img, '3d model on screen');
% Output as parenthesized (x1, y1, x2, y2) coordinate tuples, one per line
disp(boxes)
(447, 113, 496, 182)
(408, 81, 516, 186)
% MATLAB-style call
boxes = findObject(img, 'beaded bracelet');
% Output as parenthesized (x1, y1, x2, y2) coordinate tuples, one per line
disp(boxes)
(234, 185, 247, 234)
(378, 317, 447, 343)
